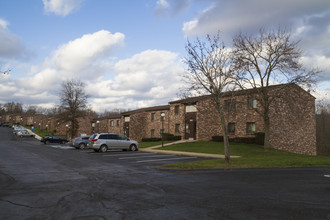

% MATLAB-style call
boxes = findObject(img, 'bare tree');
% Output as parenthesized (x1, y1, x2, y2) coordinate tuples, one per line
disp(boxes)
(183, 32, 236, 163)
(232, 27, 319, 149)
(3, 102, 23, 114)
(58, 79, 89, 139)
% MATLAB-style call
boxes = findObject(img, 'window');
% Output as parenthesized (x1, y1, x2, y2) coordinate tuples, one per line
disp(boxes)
(99, 134, 108, 139)
(224, 99, 236, 112)
(175, 124, 180, 133)
(151, 113, 155, 121)
(116, 120, 120, 127)
(185, 105, 197, 113)
(109, 134, 118, 139)
(151, 129, 155, 137)
(248, 97, 257, 109)
(110, 120, 114, 127)
(228, 123, 235, 135)
(118, 134, 127, 140)
(160, 129, 164, 134)
(174, 105, 180, 115)
(246, 122, 256, 135)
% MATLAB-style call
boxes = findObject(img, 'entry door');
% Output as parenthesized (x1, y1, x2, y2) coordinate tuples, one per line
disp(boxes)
(185, 113, 196, 140)
(124, 122, 129, 138)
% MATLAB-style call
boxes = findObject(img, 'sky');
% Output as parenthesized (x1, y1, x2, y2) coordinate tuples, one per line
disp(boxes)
(0, 0, 330, 113)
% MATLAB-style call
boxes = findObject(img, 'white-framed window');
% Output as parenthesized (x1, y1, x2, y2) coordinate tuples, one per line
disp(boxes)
(175, 124, 180, 133)
(185, 105, 197, 113)
(228, 123, 235, 135)
(110, 120, 114, 127)
(248, 97, 257, 109)
(246, 122, 256, 135)
(174, 105, 180, 115)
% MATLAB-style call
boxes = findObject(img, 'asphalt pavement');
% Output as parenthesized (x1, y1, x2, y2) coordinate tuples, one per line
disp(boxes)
(1, 127, 330, 220)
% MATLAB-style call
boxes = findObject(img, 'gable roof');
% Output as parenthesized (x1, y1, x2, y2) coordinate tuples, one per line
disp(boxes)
(169, 83, 315, 104)
(122, 105, 170, 116)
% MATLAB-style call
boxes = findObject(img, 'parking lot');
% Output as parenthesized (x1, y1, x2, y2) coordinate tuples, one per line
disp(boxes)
(1, 127, 330, 220)
(42, 142, 205, 165)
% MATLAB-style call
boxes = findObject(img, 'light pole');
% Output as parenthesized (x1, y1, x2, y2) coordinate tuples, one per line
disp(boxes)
(66, 124, 69, 140)
(161, 112, 165, 147)
(96, 120, 100, 133)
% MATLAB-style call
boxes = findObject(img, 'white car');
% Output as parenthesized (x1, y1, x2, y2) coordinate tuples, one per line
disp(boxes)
(16, 130, 35, 137)
(88, 133, 139, 153)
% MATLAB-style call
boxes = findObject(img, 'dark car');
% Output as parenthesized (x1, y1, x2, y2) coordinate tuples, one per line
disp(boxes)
(41, 136, 68, 144)
(71, 136, 90, 149)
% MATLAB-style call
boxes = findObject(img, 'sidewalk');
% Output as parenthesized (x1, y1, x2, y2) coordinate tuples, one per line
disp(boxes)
(139, 140, 240, 159)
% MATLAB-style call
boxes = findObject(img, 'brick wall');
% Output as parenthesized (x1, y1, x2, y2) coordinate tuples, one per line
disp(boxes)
(129, 111, 147, 141)
(268, 85, 316, 155)
(168, 104, 185, 138)
(194, 85, 316, 155)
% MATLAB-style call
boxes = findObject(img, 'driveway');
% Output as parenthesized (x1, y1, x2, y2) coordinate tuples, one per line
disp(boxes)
(0, 127, 330, 219)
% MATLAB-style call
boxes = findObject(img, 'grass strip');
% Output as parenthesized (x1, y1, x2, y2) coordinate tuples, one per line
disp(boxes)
(157, 141, 330, 169)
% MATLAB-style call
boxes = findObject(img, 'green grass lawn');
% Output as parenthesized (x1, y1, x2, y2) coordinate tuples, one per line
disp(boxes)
(24, 126, 56, 138)
(157, 141, 330, 169)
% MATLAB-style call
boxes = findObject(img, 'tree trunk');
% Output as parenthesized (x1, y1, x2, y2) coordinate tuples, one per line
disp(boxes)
(221, 113, 230, 163)
(264, 114, 271, 150)
(217, 100, 230, 163)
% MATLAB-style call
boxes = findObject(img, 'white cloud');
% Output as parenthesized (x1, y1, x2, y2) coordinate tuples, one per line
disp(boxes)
(183, 0, 330, 37)
(43, 0, 84, 16)
(51, 30, 124, 76)
(5, 30, 184, 112)
(0, 18, 25, 58)
(18, 30, 124, 91)
(87, 50, 185, 111)
(154, 0, 190, 17)
(182, 0, 330, 100)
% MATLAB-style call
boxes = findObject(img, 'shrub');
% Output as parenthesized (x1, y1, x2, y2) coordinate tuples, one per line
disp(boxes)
(212, 136, 224, 142)
(162, 133, 181, 141)
(230, 137, 256, 144)
(142, 137, 162, 142)
(142, 134, 181, 142)
(255, 132, 265, 145)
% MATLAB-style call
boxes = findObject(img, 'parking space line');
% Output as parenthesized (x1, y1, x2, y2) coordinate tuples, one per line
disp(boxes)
(119, 154, 173, 160)
(136, 157, 196, 163)
(102, 152, 152, 157)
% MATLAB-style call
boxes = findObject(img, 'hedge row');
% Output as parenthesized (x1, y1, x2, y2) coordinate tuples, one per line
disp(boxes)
(142, 133, 182, 142)
(212, 132, 265, 145)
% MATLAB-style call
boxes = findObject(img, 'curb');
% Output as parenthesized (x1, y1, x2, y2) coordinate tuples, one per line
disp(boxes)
(139, 148, 239, 159)
(139, 140, 240, 159)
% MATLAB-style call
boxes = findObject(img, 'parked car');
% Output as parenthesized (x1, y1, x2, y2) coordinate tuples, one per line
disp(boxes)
(41, 136, 68, 144)
(13, 126, 26, 135)
(1, 123, 10, 127)
(71, 136, 90, 149)
(88, 133, 139, 153)
(16, 130, 35, 137)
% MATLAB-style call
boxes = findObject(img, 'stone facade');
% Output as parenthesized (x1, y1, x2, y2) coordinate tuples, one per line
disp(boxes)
(0, 84, 316, 155)
(120, 105, 170, 141)
(268, 85, 316, 155)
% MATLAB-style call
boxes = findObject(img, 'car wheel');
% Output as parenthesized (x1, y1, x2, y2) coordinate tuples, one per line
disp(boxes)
(45, 140, 50, 144)
(99, 145, 108, 153)
(129, 144, 137, 151)
(79, 143, 86, 149)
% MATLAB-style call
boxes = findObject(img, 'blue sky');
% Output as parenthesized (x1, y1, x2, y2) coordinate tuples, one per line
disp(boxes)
(0, 0, 330, 112)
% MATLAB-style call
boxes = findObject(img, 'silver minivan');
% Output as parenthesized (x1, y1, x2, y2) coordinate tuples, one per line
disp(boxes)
(88, 133, 139, 153)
